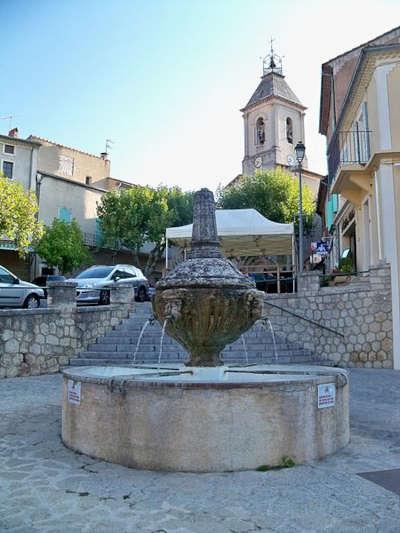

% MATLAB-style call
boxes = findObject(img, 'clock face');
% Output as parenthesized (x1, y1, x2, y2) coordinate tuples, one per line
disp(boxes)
(254, 157, 262, 168)
(287, 154, 296, 166)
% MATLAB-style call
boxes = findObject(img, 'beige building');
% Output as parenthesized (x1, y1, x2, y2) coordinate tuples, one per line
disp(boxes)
(0, 130, 134, 278)
(0, 131, 41, 278)
(319, 25, 400, 369)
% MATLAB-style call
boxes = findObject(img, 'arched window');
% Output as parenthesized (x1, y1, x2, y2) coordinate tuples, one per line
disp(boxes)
(286, 117, 293, 144)
(256, 117, 265, 145)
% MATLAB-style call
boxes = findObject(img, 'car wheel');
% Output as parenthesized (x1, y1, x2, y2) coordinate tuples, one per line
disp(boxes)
(137, 286, 147, 302)
(23, 294, 40, 309)
(99, 289, 110, 305)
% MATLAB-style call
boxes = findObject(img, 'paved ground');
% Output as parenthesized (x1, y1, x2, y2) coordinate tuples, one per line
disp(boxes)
(0, 369, 399, 533)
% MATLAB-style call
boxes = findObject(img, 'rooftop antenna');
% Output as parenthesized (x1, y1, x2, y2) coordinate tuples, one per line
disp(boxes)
(0, 115, 15, 131)
(105, 139, 114, 154)
(262, 38, 283, 76)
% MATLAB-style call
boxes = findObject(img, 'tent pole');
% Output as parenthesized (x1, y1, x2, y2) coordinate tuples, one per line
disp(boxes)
(277, 264, 281, 294)
(165, 238, 169, 270)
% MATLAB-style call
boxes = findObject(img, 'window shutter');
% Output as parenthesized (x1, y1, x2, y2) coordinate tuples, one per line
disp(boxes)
(58, 207, 72, 223)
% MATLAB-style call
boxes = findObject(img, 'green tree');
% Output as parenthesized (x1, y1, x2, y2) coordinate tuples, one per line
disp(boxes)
(217, 168, 315, 230)
(97, 185, 193, 278)
(35, 219, 92, 274)
(0, 174, 43, 254)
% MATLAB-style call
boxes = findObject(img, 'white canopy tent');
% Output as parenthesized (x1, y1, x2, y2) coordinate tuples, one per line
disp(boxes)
(165, 208, 295, 268)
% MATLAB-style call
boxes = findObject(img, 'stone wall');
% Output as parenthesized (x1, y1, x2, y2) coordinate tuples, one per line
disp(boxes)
(0, 283, 134, 379)
(265, 265, 393, 368)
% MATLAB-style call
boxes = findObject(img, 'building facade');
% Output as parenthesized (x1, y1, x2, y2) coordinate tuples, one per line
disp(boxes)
(319, 25, 400, 369)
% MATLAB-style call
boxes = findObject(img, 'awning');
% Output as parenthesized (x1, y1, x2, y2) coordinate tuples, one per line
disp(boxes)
(166, 209, 294, 257)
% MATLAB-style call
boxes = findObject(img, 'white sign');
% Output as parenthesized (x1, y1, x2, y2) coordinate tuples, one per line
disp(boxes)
(318, 383, 336, 409)
(67, 380, 81, 405)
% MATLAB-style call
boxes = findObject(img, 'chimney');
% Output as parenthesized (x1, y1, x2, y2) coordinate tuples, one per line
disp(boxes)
(8, 127, 18, 138)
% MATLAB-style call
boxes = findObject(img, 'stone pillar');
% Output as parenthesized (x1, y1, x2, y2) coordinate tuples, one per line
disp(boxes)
(109, 283, 135, 305)
(191, 188, 222, 259)
(47, 281, 77, 310)
(297, 271, 320, 295)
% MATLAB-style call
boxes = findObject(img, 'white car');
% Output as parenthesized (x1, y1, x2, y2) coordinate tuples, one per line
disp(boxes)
(0, 265, 44, 309)
(70, 264, 150, 305)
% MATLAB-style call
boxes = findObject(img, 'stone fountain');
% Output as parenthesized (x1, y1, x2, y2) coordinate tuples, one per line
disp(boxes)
(62, 188, 350, 472)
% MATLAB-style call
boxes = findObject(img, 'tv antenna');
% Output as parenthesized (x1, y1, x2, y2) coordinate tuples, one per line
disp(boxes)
(0, 115, 15, 131)
(105, 139, 114, 154)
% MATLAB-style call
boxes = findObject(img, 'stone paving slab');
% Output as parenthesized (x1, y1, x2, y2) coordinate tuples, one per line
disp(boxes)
(0, 369, 399, 532)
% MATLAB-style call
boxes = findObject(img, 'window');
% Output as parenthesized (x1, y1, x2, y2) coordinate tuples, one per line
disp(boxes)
(256, 117, 265, 145)
(2, 161, 13, 179)
(86, 176, 92, 185)
(286, 117, 293, 144)
(4, 144, 15, 155)
(58, 207, 72, 223)
(0, 266, 15, 284)
(76, 266, 114, 279)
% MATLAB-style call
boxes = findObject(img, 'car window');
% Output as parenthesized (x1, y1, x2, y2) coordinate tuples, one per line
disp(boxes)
(114, 269, 134, 279)
(76, 267, 114, 279)
(0, 267, 15, 284)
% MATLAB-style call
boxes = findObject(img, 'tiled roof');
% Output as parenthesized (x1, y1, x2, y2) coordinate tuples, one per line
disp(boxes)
(27, 135, 105, 160)
(242, 72, 304, 111)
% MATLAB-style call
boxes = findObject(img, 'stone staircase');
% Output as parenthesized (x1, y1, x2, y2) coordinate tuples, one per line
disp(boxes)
(69, 302, 320, 367)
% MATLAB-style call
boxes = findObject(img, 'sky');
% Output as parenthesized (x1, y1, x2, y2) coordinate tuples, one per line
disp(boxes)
(2, 0, 400, 192)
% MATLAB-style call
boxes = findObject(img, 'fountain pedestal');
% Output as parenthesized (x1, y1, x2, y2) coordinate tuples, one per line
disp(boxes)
(62, 365, 349, 472)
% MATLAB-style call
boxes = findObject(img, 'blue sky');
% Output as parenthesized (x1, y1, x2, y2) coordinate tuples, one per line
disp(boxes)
(2, 0, 400, 191)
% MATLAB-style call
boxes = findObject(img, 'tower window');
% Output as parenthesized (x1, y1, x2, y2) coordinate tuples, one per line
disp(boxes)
(256, 117, 265, 145)
(86, 176, 92, 185)
(286, 117, 293, 144)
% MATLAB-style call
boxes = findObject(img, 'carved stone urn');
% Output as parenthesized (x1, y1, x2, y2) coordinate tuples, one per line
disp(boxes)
(153, 188, 264, 366)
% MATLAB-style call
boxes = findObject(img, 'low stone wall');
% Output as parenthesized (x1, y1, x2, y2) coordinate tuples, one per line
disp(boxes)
(265, 265, 393, 368)
(0, 283, 134, 378)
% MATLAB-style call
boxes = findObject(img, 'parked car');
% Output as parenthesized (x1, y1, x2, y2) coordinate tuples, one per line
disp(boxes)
(70, 264, 149, 305)
(0, 265, 45, 309)
(32, 274, 66, 298)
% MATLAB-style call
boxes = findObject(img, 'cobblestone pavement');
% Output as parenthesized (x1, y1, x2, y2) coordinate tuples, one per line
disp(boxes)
(0, 369, 399, 532)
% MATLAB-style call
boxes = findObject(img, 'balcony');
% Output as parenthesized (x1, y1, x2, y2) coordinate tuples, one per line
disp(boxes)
(327, 129, 372, 203)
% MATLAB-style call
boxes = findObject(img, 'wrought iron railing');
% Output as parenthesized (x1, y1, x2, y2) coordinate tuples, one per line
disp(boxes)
(327, 128, 371, 186)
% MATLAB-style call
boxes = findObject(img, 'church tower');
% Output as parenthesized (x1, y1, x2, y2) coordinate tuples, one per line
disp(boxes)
(241, 43, 308, 176)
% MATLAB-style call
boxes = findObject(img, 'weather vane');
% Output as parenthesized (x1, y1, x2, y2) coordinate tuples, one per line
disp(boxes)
(262, 38, 283, 76)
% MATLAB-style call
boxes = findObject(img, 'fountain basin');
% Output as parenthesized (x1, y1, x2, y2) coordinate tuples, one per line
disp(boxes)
(62, 365, 349, 472)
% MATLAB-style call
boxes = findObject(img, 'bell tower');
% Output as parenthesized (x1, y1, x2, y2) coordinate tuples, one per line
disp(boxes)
(241, 41, 308, 176)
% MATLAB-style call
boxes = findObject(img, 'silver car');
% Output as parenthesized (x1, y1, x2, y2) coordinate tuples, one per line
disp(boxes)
(0, 265, 44, 309)
(70, 264, 149, 305)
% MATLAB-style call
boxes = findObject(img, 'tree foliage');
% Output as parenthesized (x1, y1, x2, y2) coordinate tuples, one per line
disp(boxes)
(97, 185, 194, 277)
(217, 169, 315, 230)
(35, 219, 92, 274)
(0, 174, 43, 255)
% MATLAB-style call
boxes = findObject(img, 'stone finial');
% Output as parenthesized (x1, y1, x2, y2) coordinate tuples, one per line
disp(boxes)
(47, 281, 77, 310)
(191, 188, 222, 259)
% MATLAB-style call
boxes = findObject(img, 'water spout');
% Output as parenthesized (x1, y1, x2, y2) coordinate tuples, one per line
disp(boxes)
(260, 317, 278, 363)
(132, 317, 154, 363)
(241, 334, 249, 364)
(158, 319, 169, 367)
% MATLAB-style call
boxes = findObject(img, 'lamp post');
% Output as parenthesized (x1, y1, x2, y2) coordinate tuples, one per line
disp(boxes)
(295, 141, 306, 274)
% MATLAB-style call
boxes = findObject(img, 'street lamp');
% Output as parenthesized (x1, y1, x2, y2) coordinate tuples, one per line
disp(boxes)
(295, 141, 305, 274)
